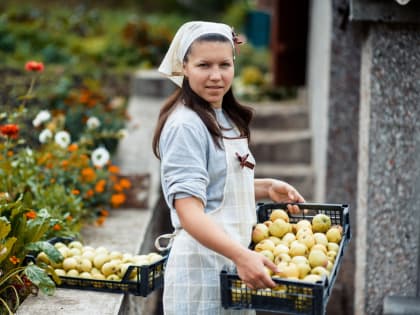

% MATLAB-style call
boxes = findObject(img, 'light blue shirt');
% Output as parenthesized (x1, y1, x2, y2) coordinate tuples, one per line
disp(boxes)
(159, 104, 239, 229)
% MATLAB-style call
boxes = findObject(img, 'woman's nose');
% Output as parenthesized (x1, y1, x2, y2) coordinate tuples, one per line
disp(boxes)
(209, 67, 222, 80)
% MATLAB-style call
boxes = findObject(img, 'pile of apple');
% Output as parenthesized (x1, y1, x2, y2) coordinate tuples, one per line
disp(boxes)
(36, 240, 164, 282)
(251, 209, 343, 284)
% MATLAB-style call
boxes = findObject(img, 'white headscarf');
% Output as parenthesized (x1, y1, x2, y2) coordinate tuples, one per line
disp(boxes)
(158, 21, 235, 87)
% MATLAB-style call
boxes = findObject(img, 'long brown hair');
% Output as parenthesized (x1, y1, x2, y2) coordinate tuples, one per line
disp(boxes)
(152, 34, 254, 159)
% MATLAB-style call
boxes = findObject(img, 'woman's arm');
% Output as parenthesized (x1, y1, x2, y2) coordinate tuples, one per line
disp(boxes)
(254, 178, 305, 213)
(175, 196, 278, 289)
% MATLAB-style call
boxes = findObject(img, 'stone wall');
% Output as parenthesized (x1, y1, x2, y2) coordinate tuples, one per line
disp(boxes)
(355, 23, 420, 315)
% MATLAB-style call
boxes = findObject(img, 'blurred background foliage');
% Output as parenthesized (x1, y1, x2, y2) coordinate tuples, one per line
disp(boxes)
(0, 0, 293, 106)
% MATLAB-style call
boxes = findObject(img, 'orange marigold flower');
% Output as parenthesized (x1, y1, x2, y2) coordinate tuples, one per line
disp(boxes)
(68, 143, 78, 152)
(81, 167, 96, 182)
(7, 150, 14, 157)
(72, 189, 80, 195)
(9, 256, 20, 265)
(111, 193, 126, 208)
(96, 216, 106, 226)
(50, 178, 56, 184)
(25, 210, 37, 220)
(108, 165, 120, 174)
(66, 215, 73, 221)
(113, 183, 123, 192)
(100, 209, 109, 217)
(95, 179, 107, 193)
(25, 60, 44, 72)
(53, 224, 61, 231)
(119, 178, 131, 189)
(61, 160, 69, 168)
(0, 124, 19, 139)
(85, 189, 94, 198)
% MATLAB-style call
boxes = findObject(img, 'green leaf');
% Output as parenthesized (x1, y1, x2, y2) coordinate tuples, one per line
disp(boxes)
(0, 217, 11, 239)
(24, 264, 56, 296)
(25, 241, 63, 264)
(0, 237, 17, 265)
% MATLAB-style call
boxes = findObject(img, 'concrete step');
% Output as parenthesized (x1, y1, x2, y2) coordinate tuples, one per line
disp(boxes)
(250, 129, 311, 164)
(250, 103, 309, 131)
(254, 163, 314, 201)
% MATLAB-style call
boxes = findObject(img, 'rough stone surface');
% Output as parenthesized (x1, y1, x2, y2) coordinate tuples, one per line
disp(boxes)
(325, 1, 363, 313)
(363, 24, 420, 315)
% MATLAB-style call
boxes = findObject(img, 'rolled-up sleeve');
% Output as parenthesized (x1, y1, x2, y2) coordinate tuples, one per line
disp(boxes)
(160, 119, 209, 214)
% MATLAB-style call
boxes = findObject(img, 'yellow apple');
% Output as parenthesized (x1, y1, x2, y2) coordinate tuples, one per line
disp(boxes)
(296, 219, 312, 231)
(252, 223, 270, 243)
(66, 269, 79, 277)
(268, 236, 282, 246)
(122, 253, 134, 263)
(295, 263, 311, 279)
(327, 242, 340, 253)
(275, 262, 299, 279)
(77, 258, 93, 272)
(57, 247, 70, 258)
(274, 253, 291, 265)
(326, 260, 334, 272)
(54, 242, 67, 249)
(273, 244, 289, 257)
(54, 268, 66, 277)
(326, 227, 342, 243)
(302, 274, 322, 283)
(281, 232, 296, 246)
(269, 218, 290, 238)
(311, 266, 330, 277)
(327, 251, 337, 262)
(93, 253, 110, 269)
(68, 241, 83, 250)
(297, 233, 315, 249)
(81, 250, 95, 263)
(269, 209, 289, 223)
(291, 256, 309, 266)
(289, 241, 308, 257)
(259, 250, 275, 262)
(296, 227, 313, 239)
(106, 274, 121, 281)
(313, 233, 329, 246)
(254, 239, 276, 252)
(308, 249, 328, 268)
(312, 214, 331, 233)
(263, 220, 273, 228)
(82, 245, 95, 253)
(79, 271, 93, 279)
(92, 273, 106, 280)
(95, 246, 109, 255)
(67, 247, 82, 257)
(109, 251, 123, 260)
(101, 261, 119, 277)
(62, 257, 78, 271)
(312, 244, 328, 254)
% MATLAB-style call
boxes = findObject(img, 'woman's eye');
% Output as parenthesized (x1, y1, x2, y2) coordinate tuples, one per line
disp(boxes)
(198, 63, 208, 68)
(221, 63, 231, 68)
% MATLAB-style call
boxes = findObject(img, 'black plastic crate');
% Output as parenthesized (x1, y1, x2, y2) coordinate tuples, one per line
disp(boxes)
(220, 202, 351, 315)
(34, 237, 167, 297)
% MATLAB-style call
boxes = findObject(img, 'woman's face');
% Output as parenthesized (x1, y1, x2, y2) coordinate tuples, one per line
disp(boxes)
(183, 40, 234, 108)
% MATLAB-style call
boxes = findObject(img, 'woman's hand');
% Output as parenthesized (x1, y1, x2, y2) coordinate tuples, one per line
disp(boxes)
(255, 178, 305, 214)
(233, 247, 279, 289)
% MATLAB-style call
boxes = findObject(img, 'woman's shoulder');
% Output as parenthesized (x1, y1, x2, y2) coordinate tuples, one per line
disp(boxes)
(166, 104, 205, 129)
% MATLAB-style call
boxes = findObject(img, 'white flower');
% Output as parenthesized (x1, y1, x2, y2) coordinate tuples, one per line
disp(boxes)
(54, 131, 71, 148)
(39, 129, 53, 143)
(32, 110, 51, 127)
(117, 129, 128, 138)
(91, 147, 110, 168)
(87, 116, 101, 130)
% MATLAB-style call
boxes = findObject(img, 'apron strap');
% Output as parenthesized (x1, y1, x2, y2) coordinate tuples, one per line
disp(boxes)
(154, 230, 179, 252)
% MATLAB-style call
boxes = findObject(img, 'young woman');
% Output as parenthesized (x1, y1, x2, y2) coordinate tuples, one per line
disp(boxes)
(153, 21, 305, 314)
